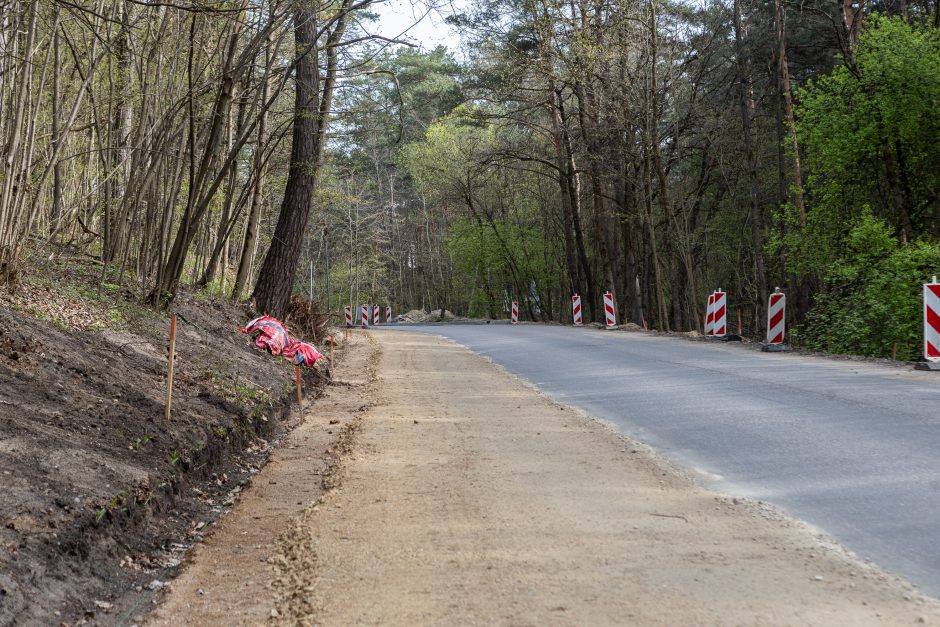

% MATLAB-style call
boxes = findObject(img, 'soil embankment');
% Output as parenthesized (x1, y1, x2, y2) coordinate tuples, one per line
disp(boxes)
(147, 333, 374, 624)
(0, 274, 327, 626)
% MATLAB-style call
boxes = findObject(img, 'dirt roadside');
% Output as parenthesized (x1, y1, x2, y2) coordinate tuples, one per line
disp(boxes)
(0, 272, 329, 626)
(144, 332, 376, 625)
(264, 330, 940, 626)
(149, 329, 940, 625)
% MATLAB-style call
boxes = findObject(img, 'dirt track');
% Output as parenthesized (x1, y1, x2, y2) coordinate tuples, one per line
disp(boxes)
(146, 332, 373, 625)
(155, 330, 940, 625)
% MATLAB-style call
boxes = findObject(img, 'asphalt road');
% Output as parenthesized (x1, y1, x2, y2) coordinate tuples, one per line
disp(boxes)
(382, 323, 940, 597)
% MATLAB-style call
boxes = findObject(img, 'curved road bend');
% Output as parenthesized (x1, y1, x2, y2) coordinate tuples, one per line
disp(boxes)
(383, 324, 940, 597)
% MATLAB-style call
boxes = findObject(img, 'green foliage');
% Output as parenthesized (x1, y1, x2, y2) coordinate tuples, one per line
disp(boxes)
(794, 15, 940, 273)
(400, 110, 564, 318)
(390, 47, 464, 143)
(398, 110, 496, 201)
(779, 17, 940, 360)
(95, 488, 130, 523)
(446, 219, 558, 317)
(800, 212, 940, 359)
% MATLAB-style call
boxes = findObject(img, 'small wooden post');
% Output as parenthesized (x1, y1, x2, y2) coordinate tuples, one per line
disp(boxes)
(329, 335, 335, 370)
(295, 365, 303, 414)
(892, 342, 898, 360)
(165, 314, 177, 422)
(737, 309, 743, 336)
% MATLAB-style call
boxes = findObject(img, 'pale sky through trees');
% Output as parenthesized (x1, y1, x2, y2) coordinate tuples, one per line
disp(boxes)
(374, 0, 464, 50)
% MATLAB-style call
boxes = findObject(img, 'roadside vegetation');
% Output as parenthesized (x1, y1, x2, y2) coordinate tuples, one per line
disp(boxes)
(0, 1, 936, 363)
(0, 1, 935, 621)
(328, 7, 938, 360)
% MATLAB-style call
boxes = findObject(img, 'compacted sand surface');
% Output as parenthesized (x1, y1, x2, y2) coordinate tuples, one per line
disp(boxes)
(155, 331, 940, 626)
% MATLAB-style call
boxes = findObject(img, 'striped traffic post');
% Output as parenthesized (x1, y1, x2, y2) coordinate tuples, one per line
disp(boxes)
(511, 301, 519, 324)
(767, 289, 786, 344)
(704, 292, 716, 336)
(373, 304, 380, 326)
(603, 292, 617, 329)
(360, 304, 369, 329)
(386, 306, 392, 323)
(711, 290, 727, 337)
(761, 288, 791, 351)
(918, 276, 940, 370)
(344, 305, 352, 327)
(572, 294, 583, 326)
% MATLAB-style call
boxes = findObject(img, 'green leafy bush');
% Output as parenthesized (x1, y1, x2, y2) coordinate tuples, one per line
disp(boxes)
(800, 212, 940, 360)
(795, 16, 940, 249)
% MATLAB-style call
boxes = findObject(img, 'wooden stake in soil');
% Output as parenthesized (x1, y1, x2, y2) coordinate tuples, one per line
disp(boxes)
(165, 314, 177, 422)
(329, 335, 335, 370)
(295, 365, 303, 414)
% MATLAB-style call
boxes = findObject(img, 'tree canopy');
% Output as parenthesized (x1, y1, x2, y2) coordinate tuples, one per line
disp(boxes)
(0, 0, 937, 358)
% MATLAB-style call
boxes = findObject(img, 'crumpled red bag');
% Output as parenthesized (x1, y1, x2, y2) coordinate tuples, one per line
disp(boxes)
(240, 315, 290, 356)
(282, 340, 323, 367)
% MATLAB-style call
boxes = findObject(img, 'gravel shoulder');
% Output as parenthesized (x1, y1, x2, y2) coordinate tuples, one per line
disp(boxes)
(267, 330, 940, 625)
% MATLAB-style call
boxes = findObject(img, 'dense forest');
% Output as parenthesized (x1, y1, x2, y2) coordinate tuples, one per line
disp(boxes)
(0, 0, 937, 358)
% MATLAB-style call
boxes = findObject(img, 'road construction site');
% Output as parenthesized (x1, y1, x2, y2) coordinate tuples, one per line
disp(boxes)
(150, 327, 940, 625)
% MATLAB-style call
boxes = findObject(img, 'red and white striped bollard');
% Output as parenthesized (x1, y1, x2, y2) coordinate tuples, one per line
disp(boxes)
(572, 294, 583, 326)
(924, 276, 940, 363)
(386, 306, 392, 323)
(712, 290, 727, 337)
(603, 292, 617, 329)
(510, 301, 519, 324)
(704, 292, 716, 336)
(344, 305, 352, 327)
(360, 304, 369, 328)
(373, 304, 379, 326)
(766, 289, 786, 345)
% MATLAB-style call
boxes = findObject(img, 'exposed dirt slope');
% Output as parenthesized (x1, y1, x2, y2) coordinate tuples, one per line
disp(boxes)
(0, 273, 327, 626)
(147, 332, 374, 624)
(269, 331, 940, 625)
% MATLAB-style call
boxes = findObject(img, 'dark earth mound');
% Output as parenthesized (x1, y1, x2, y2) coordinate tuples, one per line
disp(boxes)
(0, 275, 327, 626)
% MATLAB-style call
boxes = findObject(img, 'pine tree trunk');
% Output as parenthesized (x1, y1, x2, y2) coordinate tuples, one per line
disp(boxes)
(549, 88, 580, 302)
(252, 1, 355, 317)
(252, 6, 319, 316)
(774, 0, 806, 226)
